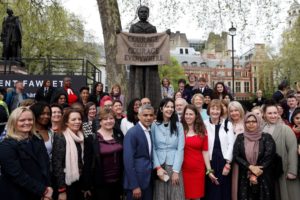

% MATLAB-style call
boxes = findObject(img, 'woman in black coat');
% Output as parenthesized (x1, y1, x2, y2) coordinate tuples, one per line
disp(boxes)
(52, 108, 85, 200)
(233, 112, 276, 200)
(83, 108, 124, 200)
(0, 107, 52, 200)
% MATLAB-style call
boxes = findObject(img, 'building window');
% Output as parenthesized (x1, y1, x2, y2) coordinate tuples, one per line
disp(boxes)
(235, 72, 241, 77)
(244, 82, 250, 93)
(182, 61, 188, 67)
(227, 82, 231, 88)
(236, 82, 241, 93)
(254, 77, 257, 92)
(217, 71, 225, 76)
(200, 62, 207, 67)
(191, 62, 197, 67)
(180, 48, 183, 54)
(185, 48, 189, 54)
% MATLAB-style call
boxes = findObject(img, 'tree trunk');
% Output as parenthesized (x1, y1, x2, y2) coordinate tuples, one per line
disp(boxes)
(96, 0, 127, 95)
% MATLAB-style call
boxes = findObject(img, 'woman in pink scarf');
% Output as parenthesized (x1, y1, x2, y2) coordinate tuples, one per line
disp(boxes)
(233, 112, 276, 200)
(52, 108, 85, 200)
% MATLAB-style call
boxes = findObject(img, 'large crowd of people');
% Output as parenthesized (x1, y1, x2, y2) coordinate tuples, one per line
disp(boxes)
(0, 75, 300, 200)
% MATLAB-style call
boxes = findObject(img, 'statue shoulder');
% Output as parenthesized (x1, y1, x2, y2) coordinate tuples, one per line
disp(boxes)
(130, 21, 156, 33)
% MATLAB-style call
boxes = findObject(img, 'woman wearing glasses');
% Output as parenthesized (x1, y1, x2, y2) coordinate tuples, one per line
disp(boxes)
(233, 112, 276, 200)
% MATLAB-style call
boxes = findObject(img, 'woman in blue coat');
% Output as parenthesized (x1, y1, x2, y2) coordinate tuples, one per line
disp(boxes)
(0, 107, 52, 200)
(152, 98, 185, 200)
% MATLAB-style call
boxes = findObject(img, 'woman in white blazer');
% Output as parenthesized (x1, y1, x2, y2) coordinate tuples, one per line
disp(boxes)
(204, 99, 235, 200)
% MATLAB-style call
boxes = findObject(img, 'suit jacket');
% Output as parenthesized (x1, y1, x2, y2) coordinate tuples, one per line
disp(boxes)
(34, 86, 54, 104)
(123, 123, 152, 190)
(193, 86, 213, 97)
(252, 97, 266, 107)
(0, 135, 50, 200)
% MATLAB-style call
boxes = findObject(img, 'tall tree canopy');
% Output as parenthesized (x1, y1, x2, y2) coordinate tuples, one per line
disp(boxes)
(0, 0, 100, 73)
(95, 0, 293, 90)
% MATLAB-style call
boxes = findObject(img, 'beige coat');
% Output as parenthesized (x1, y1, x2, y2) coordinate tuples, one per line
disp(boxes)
(272, 123, 300, 200)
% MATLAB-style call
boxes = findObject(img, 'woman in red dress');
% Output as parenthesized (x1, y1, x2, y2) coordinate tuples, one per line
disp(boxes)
(181, 104, 217, 200)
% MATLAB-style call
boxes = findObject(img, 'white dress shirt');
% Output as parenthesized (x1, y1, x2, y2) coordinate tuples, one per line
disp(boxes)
(139, 122, 152, 155)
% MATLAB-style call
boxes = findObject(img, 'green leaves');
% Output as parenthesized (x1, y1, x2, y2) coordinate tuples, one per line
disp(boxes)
(159, 57, 185, 91)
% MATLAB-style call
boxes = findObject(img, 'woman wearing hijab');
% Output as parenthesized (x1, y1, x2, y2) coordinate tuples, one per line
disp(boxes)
(233, 112, 276, 200)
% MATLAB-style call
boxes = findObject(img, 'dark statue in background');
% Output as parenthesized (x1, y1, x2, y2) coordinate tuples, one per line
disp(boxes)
(128, 6, 161, 108)
(1, 8, 22, 61)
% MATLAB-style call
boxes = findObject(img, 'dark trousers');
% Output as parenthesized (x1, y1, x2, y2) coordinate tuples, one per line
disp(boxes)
(126, 185, 152, 200)
(93, 182, 123, 200)
(66, 181, 84, 200)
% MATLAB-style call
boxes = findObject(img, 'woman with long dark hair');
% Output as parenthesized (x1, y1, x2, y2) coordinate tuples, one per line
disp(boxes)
(52, 108, 86, 200)
(120, 98, 141, 135)
(89, 82, 109, 108)
(82, 102, 97, 138)
(181, 104, 216, 200)
(152, 98, 185, 199)
(213, 82, 233, 101)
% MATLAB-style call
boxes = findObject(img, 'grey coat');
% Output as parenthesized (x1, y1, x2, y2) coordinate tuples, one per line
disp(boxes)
(271, 123, 300, 200)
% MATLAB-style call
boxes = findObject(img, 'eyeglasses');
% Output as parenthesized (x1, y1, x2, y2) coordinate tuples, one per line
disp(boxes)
(245, 121, 257, 124)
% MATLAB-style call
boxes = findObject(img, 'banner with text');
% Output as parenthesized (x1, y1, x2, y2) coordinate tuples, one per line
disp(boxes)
(116, 32, 170, 66)
(0, 75, 86, 98)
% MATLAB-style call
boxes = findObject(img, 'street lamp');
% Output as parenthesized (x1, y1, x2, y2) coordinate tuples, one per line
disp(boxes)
(229, 22, 236, 97)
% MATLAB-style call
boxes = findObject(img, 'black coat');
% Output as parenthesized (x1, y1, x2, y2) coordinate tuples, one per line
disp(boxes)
(0, 135, 50, 200)
(252, 97, 266, 108)
(34, 86, 54, 104)
(82, 128, 124, 190)
(233, 133, 276, 200)
(88, 92, 109, 107)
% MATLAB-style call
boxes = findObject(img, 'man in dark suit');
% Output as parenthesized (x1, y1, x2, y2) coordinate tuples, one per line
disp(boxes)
(123, 104, 154, 200)
(252, 89, 266, 108)
(192, 77, 213, 97)
(283, 94, 299, 124)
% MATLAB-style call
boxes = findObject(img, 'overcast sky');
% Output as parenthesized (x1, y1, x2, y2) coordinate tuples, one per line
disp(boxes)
(61, 0, 293, 54)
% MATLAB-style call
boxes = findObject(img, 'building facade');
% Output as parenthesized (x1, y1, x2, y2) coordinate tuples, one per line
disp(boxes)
(170, 32, 269, 100)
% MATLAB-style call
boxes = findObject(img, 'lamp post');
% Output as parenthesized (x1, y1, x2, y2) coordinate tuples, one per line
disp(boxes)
(229, 22, 236, 97)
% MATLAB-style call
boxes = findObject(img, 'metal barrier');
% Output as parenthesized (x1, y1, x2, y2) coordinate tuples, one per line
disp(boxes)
(0, 57, 104, 87)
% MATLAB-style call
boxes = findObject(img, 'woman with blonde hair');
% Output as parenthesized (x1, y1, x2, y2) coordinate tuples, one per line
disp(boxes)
(0, 107, 53, 200)
(191, 93, 209, 121)
(228, 101, 245, 200)
(228, 101, 245, 135)
(161, 77, 175, 99)
(110, 84, 125, 106)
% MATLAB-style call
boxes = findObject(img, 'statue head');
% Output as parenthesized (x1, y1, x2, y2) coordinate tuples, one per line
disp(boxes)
(137, 6, 149, 22)
(6, 8, 14, 16)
